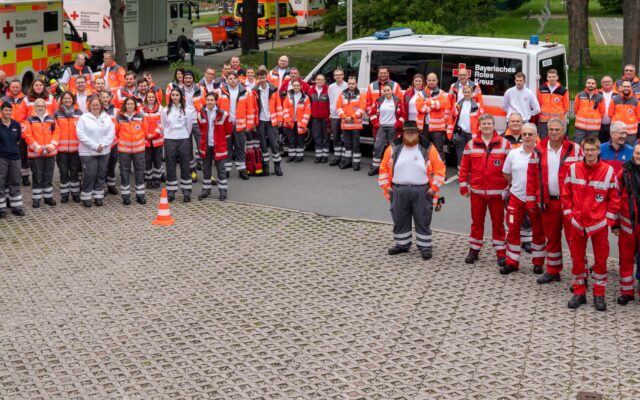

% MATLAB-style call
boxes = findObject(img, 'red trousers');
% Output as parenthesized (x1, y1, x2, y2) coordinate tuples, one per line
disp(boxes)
(505, 196, 546, 269)
(541, 199, 572, 275)
(618, 225, 640, 296)
(569, 227, 609, 296)
(469, 193, 506, 258)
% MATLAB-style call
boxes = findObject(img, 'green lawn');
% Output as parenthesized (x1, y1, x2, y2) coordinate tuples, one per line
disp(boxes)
(193, 12, 226, 27)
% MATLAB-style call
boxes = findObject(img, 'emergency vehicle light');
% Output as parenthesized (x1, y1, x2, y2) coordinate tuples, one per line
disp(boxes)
(373, 28, 413, 40)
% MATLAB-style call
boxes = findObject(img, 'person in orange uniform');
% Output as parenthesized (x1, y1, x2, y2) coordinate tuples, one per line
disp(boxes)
(19, 79, 58, 121)
(365, 67, 402, 117)
(141, 91, 164, 189)
(336, 76, 367, 171)
(378, 121, 446, 260)
(448, 85, 483, 167)
(22, 99, 58, 208)
(100, 51, 126, 94)
(282, 80, 311, 163)
(268, 55, 290, 89)
(573, 77, 606, 144)
(253, 68, 284, 176)
(536, 69, 569, 138)
(424, 72, 450, 160)
(59, 54, 93, 93)
(113, 71, 138, 110)
(218, 71, 252, 179)
(563, 136, 620, 311)
(613, 64, 640, 97)
(448, 67, 483, 110)
(54, 92, 83, 204)
(115, 97, 147, 205)
(610, 80, 640, 144)
(459, 113, 511, 266)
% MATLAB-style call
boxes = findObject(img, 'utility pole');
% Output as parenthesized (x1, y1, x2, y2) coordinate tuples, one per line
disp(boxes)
(275, 0, 280, 41)
(346, 0, 352, 41)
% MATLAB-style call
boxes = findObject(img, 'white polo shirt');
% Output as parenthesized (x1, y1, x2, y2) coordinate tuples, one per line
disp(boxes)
(547, 142, 562, 196)
(392, 146, 428, 185)
(502, 146, 532, 202)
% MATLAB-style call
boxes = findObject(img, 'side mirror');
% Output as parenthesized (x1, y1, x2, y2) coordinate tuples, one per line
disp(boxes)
(82, 32, 88, 42)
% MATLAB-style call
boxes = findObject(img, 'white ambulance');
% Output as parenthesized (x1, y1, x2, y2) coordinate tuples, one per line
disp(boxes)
(305, 29, 568, 141)
(290, 0, 325, 31)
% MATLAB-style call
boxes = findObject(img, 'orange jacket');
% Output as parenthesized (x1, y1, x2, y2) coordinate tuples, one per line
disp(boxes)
(268, 67, 290, 90)
(610, 93, 640, 133)
(448, 80, 483, 109)
(115, 112, 146, 154)
(113, 86, 138, 110)
(141, 104, 164, 148)
(573, 90, 606, 132)
(613, 76, 640, 99)
(403, 87, 428, 130)
(100, 63, 126, 93)
(366, 80, 402, 115)
(0, 92, 26, 122)
(218, 84, 251, 131)
(447, 99, 483, 139)
(459, 132, 510, 198)
(53, 108, 83, 152)
(424, 87, 450, 132)
(378, 143, 446, 203)
(19, 95, 58, 122)
(22, 114, 58, 158)
(537, 83, 569, 123)
(282, 91, 311, 134)
(252, 83, 282, 127)
(336, 88, 366, 130)
(65, 65, 93, 93)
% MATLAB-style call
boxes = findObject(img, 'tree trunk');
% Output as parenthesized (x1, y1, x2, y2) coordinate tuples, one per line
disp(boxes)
(241, 0, 259, 54)
(623, 0, 640, 70)
(109, 0, 127, 67)
(566, 0, 590, 70)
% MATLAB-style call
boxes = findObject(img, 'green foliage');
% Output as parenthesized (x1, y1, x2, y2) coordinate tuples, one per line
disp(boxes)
(169, 60, 203, 82)
(321, 5, 346, 35)
(597, 0, 622, 12)
(391, 20, 447, 35)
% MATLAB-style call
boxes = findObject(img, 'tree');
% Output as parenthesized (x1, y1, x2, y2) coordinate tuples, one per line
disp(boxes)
(109, 0, 127, 67)
(241, 0, 259, 54)
(622, 0, 640, 69)
(566, 0, 590, 69)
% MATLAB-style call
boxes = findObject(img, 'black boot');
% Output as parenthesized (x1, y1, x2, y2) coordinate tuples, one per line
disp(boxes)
(32, 199, 40, 208)
(263, 164, 270, 177)
(60, 193, 69, 203)
(82, 200, 92, 208)
(421, 249, 432, 260)
(43, 198, 56, 206)
(219, 190, 227, 201)
(368, 167, 379, 176)
(388, 246, 409, 255)
(94, 198, 103, 207)
(353, 163, 360, 171)
(497, 257, 506, 267)
(533, 265, 544, 275)
(339, 160, 352, 170)
(167, 191, 175, 203)
(329, 158, 341, 166)
(464, 249, 479, 264)
(183, 195, 191, 203)
(196, 159, 203, 171)
(568, 294, 587, 309)
(72, 193, 81, 203)
(0, 209, 6, 218)
(522, 242, 532, 254)
(274, 162, 283, 176)
(617, 294, 635, 305)
(11, 207, 25, 216)
(321, 156, 329, 163)
(537, 272, 561, 284)
(239, 170, 249, 180)
(499, 265, 518, 275)
(107, 186, 118, 195)
(294, 156, 303, 163)
(136, 195, 146, 205)
(314, 157, 322, 164)
(198, 190, 211, 200)
(594, 296, 607, 311)
(122, 196, 131, 205)
(21, 175, 30, 186)
(286, 156, 295, 163)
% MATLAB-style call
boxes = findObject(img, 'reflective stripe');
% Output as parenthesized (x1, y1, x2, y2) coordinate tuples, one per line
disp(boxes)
(547, 251, 561, 257)
(548, 259, 563, 266)
(525, 196, 537, 201)
(532, 250, 546, 258)
(563, 209, 571, 215)
(585, 219, 607, 233)
(605, 212, 617, 220)
(621, 225, 633, 234)
(395, 231, 412, 239)
(620, 275, 634, 283)
(506, 250, 520, 260)
(620, 215, 632, 224)
(395, 238, 412, 245)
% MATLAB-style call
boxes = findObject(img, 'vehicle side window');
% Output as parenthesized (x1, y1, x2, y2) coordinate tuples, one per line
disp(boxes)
(44, 11, 58, 33)
(314, 50, 361, 84)
(170, 4, 179, 19)
(63, 20, 76, 41)
(539, 54, 567, 87)
(279, 4, 288, 17)
(370, 51, 442, 89)
(180, 3, 190, 19)
(442, 54, 523, 96)
(288, 4, 294, 17)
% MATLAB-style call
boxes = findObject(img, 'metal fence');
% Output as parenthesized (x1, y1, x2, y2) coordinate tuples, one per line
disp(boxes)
(243, 50, 324, 75)
(572, 47, 624, 93)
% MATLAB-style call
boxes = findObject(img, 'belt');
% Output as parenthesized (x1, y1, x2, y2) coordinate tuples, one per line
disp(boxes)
(549, 195, 560, 200)
(392, 183, 428, 187)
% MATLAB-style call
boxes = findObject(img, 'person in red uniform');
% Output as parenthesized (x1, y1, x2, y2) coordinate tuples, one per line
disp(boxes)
(307, 74, 331, 163)
(563, 136, 620, 311)
(459, 113, 511, 266)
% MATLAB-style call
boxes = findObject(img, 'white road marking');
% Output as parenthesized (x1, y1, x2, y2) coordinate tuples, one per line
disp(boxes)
(444, 175, 459, 184)
(594, 18, 608, 46)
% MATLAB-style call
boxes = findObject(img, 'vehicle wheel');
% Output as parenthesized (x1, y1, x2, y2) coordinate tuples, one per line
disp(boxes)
(292, 27, 298, 37)
(21, 72, 34, 95)
(132, 51, 144, 71)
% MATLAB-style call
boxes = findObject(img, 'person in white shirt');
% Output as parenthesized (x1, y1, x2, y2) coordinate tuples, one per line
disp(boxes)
(159, 88, 193, 202)
(501, 72, 540, 123)
(253, 68, 283, 176)
(599, 75, 614, 142)
(76, 97, 115, 207)
(328, 68, 348, 166)
(369, 84, 403, 175)
(181, 70, 204, 181)
(199, 68, 218, 94)
(73, 76, 91, 114)
(197, 92, 229, 201)
(501, 123, 546, 275)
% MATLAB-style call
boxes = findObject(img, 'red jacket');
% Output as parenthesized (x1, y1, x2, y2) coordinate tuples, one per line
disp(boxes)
(369, 95, 405, 130)
(562, 160, 620, 236)
(459, 132, 510, 198)
(197, 106, 232, 161)
(307, 85, 330, 119)
(616, 162, 640, 235)
(526, 137, 583, 210)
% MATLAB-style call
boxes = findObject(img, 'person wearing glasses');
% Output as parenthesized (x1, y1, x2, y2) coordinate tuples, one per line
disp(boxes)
(613, 64, 640, 97)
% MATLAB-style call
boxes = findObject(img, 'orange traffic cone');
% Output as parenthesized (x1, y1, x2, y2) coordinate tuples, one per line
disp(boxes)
(152, 188, 175, 226)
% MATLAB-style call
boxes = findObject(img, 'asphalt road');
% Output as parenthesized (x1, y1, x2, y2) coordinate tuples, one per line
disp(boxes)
(591, 17, 623, 46)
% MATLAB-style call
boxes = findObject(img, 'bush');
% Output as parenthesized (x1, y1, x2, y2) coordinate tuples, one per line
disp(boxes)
(391, 20, 447, 35)
(598, 0, 622, 13)
(322, 6, 346, 35)
(168, 60, 203, 82)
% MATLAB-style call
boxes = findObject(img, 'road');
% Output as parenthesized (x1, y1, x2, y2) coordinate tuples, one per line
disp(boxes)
(591, 17, 623, 46)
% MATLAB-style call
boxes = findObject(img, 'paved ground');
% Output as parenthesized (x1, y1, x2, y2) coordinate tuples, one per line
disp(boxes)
(1, 175, 639, 399)
(591, 17, 623, 46)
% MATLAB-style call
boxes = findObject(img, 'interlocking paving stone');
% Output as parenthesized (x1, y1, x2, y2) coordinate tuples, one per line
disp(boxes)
(1, 188, 639, 399)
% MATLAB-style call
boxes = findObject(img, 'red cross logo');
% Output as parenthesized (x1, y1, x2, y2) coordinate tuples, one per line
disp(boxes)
(70, 11, 79, 20)
(452, 63, 473, 78)
(3, 21, 14, 40)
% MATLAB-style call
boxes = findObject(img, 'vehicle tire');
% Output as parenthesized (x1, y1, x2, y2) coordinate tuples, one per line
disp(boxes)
(132, 51, 144, 71)
(292, 27, 298, 37)
(21, 72, 34, 95)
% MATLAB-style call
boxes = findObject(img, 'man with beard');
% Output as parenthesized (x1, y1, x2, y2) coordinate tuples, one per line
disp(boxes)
(610, 80, 640, 144)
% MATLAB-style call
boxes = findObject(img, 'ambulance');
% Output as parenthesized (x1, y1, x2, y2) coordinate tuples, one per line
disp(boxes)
(0, 0, 90, 91)
(290, 0, 325, 31)
(234, 0, 297, 39)
(304, 29, 569, 141)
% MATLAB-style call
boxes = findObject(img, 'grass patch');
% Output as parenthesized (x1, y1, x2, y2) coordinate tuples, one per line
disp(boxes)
(193, 12, 227, 27)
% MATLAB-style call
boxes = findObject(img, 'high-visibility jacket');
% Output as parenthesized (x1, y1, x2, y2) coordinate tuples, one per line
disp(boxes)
(268, 67, 290, 90)
(113, 86, 138, 110)
(115, 112, 146, 154)
(165, 81, 182, 101)
(0, 92, 25, 122)
(536, 83, 569, 123)
(336, 88, 366, 130)
(307, 85, 330, 119)
(282, 90, 311, 134)
(53, 109, 83, 152)
(369, 95, 405, 129)
(573, 89, 605, 131)
(149, 85, 164, 106)
(562, 160, 619, 236)
(65, 65, 93, 93)
(448, 80, 483, 109)
(141, 104, 164, 148)
(616, 161, 640, 234)
(609, 93, 640, 133)
(403, 87, 428, 131)
(613, 76, 640, 99)
(459, 132, 510, 198)
(22, 114, 58, 158)
(366, 80, 402, 115)
(279, 79, 310, 97)
(19, 94, 58, 122)
(252, 83, 282, 127)
(197, 106, 233, 160)
(425, 87, 450, 132)
(447, 99, 483, 139)
(218, 83, 251, 131)
(100, 63, 126, 93)
(378, 143, 446, 201)
(526, 137, 582, 210)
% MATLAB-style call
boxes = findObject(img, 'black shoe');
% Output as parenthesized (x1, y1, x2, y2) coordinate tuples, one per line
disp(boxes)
(617, 294, 635, 305)
(72, 194, 81, 203)
(421, 249, 432, 260)
(94, 198, 103, 207)
(263, 165, 270, 177)
(522, 242, 532, 254)
(368, 167, 379, 176)
(107, 186, 118, 195)
(274, 163, 283, 176)
(219, 191, 227, 201)
(294, 156, 303, 163)
(239, 170, 249, 180)
(183, 195, 191, 203)
(533, 265, 544, 275)
(32, 200, 40, 208)
(314, 157, 322, 164)
(198, 190, 210, 200)
(191, 170, 198, 183)
(44, 198, 56, 206)
(0, 210, 6, 218)
(82, 200, 92, 208)
(464, 249, 479, 264)
(286, 157, 295, 163)
(160, 174, 166, 183)
(499, 265, 518, 275)
(196, 159, 203, 171)
(388, 246, 409, 255)
(594, 296, 607, 311)
(11, 208, 25, 216)
(60, 194, 69, 203)
(497, 257, 506, 267)
(167, 192, 175, 203)
(537, 272, 560, 284)
(568, 294, 587, 309)
(339, 161, 352, 170)
(122, 197, 131, 205)
(136, 195, 146, 205)
(329, 158, 341, 166)
(321, 156, 329, 163)
(353, 163, 360, 171)
(22, 176, 30, 186)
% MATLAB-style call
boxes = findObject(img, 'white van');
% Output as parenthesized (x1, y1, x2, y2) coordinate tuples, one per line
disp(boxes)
(305, 31, 568, 143)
